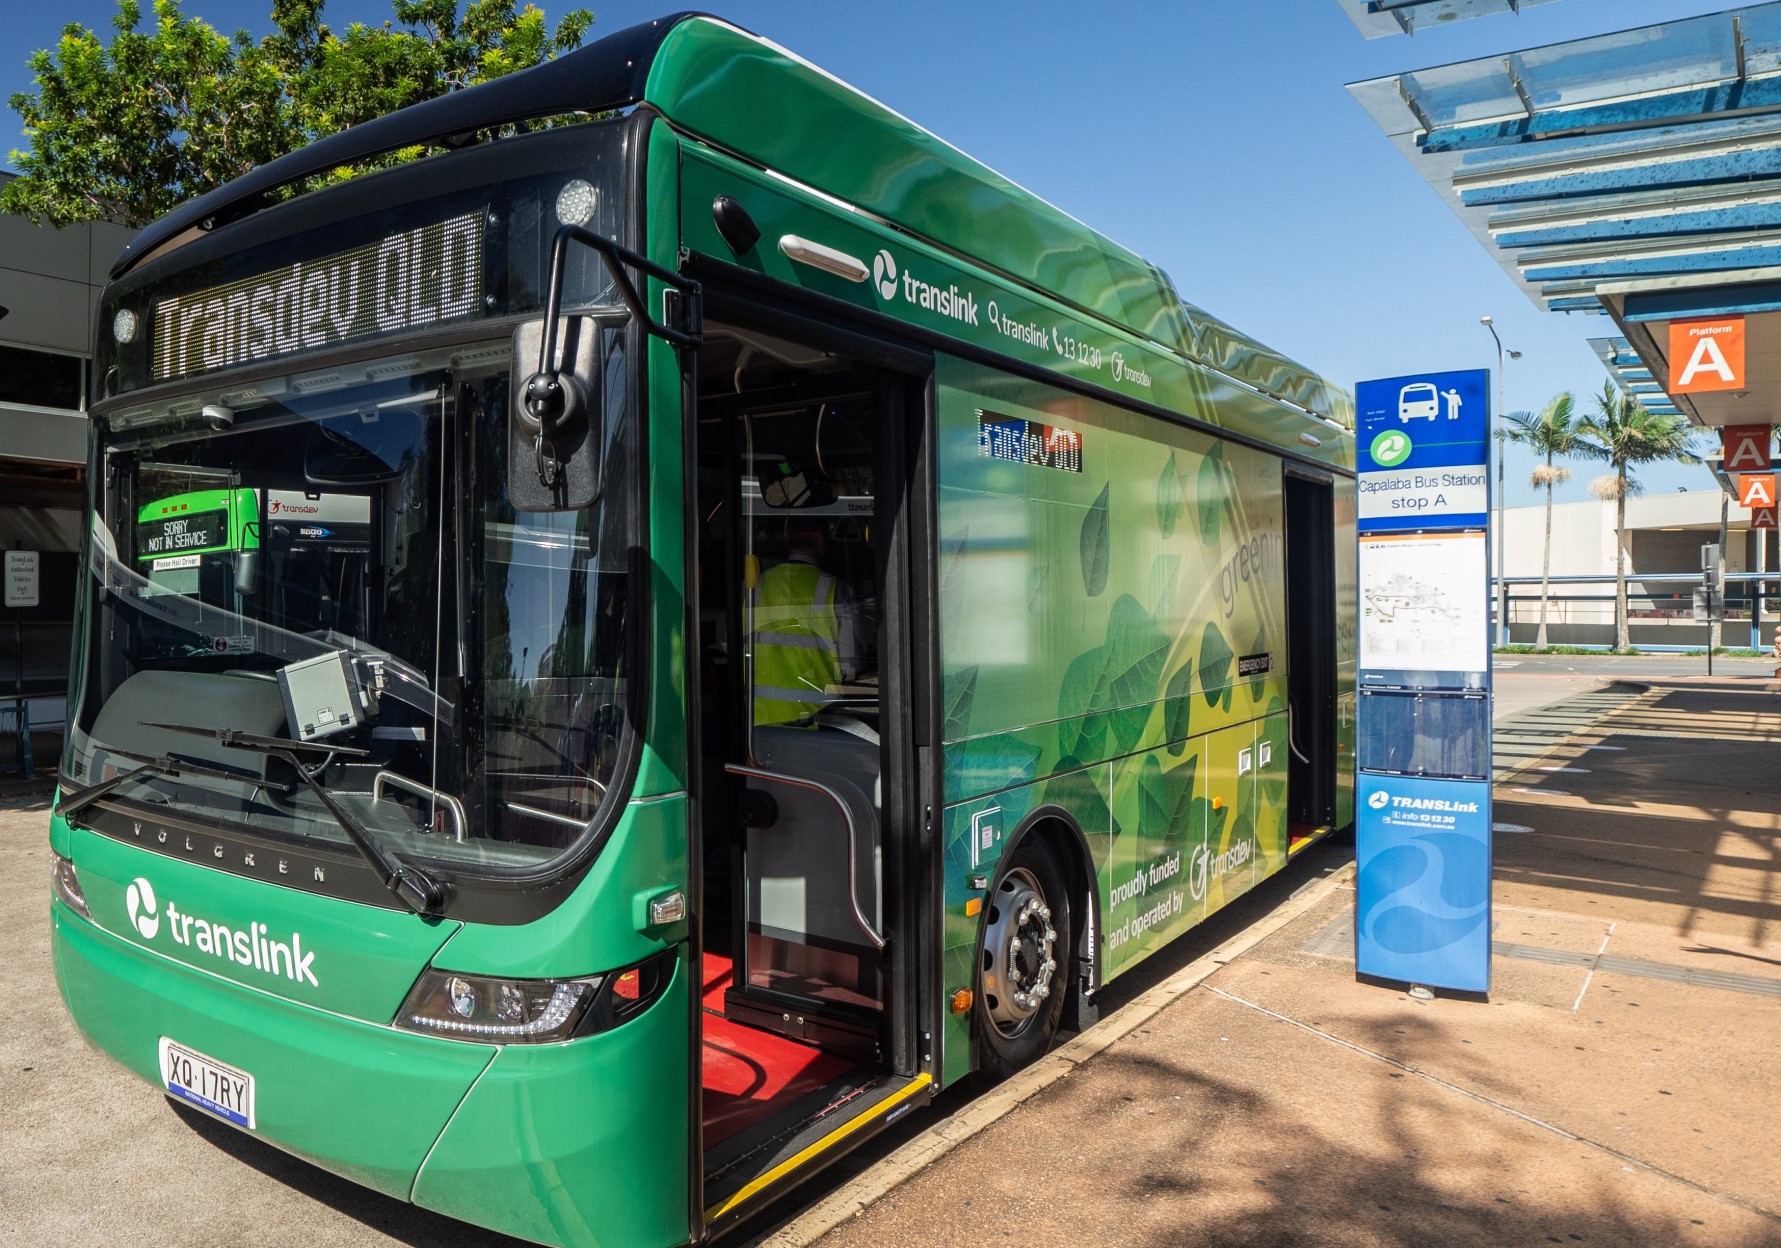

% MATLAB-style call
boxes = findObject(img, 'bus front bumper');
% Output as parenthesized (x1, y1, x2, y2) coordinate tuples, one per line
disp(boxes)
(53, 903, 692, 1248)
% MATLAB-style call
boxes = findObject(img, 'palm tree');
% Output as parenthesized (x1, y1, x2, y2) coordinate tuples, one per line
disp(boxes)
(1501, 392, 1605, 648)
(1579, 381, 1703, 651)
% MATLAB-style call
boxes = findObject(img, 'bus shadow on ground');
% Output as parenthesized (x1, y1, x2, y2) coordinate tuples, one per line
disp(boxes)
(168, 1102, 529, 1248)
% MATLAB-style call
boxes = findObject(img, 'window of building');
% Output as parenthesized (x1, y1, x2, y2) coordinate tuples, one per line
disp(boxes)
(0, 344, 83, 411)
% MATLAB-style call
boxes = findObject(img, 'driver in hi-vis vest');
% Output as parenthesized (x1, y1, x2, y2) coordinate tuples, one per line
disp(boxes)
(753, 518, 864, 725)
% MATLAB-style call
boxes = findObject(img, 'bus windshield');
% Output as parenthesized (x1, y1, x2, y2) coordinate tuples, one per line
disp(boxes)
(65, 341, 634, 903)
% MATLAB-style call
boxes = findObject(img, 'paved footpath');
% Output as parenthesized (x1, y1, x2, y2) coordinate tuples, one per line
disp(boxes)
(758, 674, 1781, 1248)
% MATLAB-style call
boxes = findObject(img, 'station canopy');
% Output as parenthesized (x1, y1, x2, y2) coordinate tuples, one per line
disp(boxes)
(1350, 3, 1781, 433)
(1338, 0, 1557, 40)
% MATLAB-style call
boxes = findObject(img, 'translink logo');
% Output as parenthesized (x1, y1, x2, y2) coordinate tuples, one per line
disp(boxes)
(124, 876, 320, 987)
(872, 248, 979, 326)
(873, 249, 898, 300)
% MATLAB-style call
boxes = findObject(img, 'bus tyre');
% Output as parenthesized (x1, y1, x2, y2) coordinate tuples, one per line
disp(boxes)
(976, 839, 1071, 1078)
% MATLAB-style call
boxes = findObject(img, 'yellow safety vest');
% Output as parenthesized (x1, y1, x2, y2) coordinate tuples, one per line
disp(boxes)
(754, 560, 842, 725)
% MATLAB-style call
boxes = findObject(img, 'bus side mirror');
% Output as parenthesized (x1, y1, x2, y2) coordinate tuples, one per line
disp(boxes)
(511, 316, 614, 512)
(234, 550, 259, 597)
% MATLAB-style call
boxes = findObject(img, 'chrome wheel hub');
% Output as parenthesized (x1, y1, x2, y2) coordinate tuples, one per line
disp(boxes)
(981, 866, 1058, 1037)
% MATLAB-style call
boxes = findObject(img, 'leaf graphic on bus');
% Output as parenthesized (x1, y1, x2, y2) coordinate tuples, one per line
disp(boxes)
(1079, 483, 1111, 597)
(946, 732, 1042, 812)
(1150, 553, 1180, 617)
(1228, 809, 1257, 870)
(1057, 650, 1110, 762)
(1048, 757, 1118, 841)
(1190, 793, 1229, 848)
(1196, 447, 1226, 546)
(939, 525, 970, 601)
(943, 665, 978, 742)
(1139, 751, 1198, 841)
(1058, 595, 1168, 759)
(1200, 622, 1234, 711)
(1156, 453, 1181, 538)
(1164, 659, 1195, 755)
(1027, 563, 1050, 613)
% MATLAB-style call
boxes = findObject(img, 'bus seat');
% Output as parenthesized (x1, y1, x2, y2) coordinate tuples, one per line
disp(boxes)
(733, 725, 882, 1009)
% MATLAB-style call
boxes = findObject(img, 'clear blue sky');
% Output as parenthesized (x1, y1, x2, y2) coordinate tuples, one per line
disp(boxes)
(0, 0, 1737, 505)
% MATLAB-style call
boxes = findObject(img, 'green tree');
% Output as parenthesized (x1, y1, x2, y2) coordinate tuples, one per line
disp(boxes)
(3, 0, 593, 230)
(1578, 381, 1703, 652)
(1500, 391, 1605, 649)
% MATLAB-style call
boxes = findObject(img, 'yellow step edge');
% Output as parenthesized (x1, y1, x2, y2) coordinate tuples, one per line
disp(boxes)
(704, 1072, 934, 1225)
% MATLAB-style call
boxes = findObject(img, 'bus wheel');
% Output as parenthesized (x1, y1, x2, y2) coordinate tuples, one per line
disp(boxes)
(977, 839, 1071, 1077)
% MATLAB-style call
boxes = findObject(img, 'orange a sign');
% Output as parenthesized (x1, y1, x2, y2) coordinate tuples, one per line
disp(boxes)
(1753, 507, 1778, 530)
(1670, 316, 1746, 393)
(1739, 474, 1776, 509)
(1723, 424, 1773, 473)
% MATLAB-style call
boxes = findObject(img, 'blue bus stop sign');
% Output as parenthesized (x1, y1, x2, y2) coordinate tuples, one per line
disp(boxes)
(1356, 369, 1490, 532)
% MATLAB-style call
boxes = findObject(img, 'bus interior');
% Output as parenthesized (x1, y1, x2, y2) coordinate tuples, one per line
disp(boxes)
(691, 317, 916, 1199)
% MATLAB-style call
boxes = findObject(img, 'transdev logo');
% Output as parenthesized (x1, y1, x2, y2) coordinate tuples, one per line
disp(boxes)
(123, 876, 319, 987)
(126, 877, 160, 938)
(873, 249, 898, 300)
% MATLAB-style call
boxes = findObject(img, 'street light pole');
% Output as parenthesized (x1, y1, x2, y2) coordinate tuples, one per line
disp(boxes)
(1481, 316, 1521, 647)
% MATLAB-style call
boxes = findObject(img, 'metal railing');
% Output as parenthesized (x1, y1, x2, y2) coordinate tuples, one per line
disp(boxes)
(1494, 571, 1777, 649)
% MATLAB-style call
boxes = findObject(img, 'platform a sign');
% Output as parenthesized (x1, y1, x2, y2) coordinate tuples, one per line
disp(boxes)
(1353, 368, 1492, 994)
(1669, 316, 1745, 395)
(1723, 425, 1772, 474)
(1739, 474, 1776, 510)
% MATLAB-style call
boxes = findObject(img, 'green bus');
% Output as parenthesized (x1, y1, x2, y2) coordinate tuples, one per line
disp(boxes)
(51, 14, 1356, 1246)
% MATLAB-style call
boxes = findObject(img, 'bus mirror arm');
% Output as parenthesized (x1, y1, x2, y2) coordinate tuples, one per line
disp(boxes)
(514, 226, 700, 507)
(534, 223, 702, 358)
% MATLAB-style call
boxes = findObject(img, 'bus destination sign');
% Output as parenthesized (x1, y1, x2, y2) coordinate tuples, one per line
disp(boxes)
(137, 509, 226, 557)
(152, 210, 485, 383)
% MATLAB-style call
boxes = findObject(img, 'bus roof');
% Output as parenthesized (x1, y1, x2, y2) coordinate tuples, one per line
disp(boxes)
(113, 13, 1351, 435)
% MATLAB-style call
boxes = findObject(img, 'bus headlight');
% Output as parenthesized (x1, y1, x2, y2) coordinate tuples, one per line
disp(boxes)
(52, 855, 92, 920)
(395, 951, 676, 1044)
(397, 970, 601, 1043)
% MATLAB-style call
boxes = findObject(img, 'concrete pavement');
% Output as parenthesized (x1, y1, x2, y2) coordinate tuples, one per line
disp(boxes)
(756, 671, 1781, 1248)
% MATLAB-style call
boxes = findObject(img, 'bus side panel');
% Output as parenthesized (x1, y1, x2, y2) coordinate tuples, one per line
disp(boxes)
(932, 354, 1289, 1080)
(1334, 476, 1359, 830)
(411, 955, 691, 1248)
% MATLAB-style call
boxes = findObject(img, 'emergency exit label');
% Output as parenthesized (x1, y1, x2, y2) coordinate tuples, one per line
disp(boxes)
(4, 550, 39, 609)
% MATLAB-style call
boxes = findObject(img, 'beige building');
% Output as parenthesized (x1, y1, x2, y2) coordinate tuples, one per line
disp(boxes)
(1498, 488, 1771, 647)
(0, 173, 133, 754)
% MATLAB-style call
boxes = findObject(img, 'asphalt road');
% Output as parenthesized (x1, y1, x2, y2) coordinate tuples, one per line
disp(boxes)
(1492, 650, 1774, 721)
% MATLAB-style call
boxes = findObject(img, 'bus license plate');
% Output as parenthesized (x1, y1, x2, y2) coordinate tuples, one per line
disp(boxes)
(158, 1037, 256, 1130)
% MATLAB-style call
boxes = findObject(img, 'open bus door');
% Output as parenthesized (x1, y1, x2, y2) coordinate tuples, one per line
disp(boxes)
(685, 295, 935, 1232)
(1285, 469, 1338, 840)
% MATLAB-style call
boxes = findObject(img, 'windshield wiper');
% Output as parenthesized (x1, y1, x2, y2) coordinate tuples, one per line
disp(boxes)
(142, 721, 449, 916)
(59, 747, 295, 823)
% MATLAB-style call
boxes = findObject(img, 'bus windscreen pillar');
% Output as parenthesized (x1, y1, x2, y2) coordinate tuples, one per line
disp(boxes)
(1352, 369, 1492, 994)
